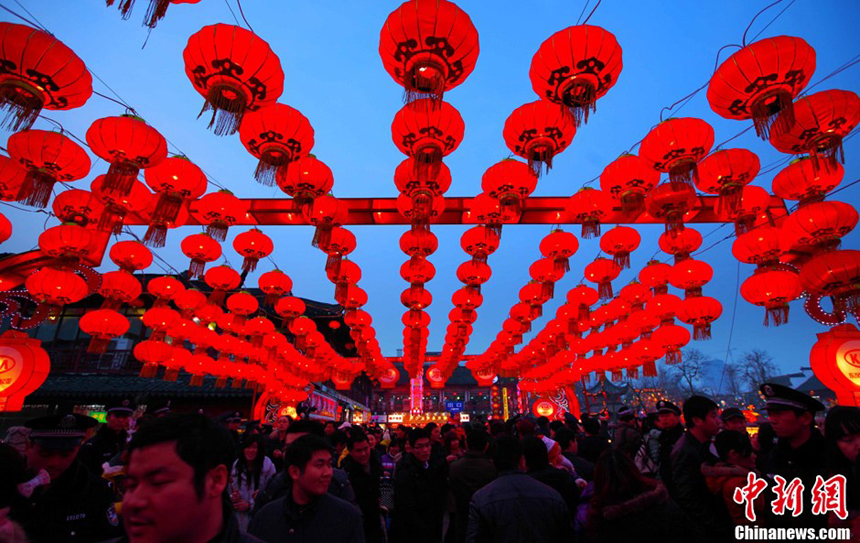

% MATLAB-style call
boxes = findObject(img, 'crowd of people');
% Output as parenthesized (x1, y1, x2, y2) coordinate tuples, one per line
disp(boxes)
(0, 381, 858, 542)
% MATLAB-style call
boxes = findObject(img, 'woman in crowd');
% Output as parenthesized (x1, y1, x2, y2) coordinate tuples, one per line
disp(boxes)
(444, 430, 464, 463)
(230, 434, 276, 531)
(824, 406, 860, 534)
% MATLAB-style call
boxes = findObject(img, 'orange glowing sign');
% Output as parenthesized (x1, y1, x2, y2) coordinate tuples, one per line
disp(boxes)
(533, 399, 556, 418)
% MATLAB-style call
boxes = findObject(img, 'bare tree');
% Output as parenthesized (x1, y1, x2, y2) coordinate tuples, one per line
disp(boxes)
(721, 362, 746, 396)
(737, 349, 778, 390)
(671, 348, 715, 397)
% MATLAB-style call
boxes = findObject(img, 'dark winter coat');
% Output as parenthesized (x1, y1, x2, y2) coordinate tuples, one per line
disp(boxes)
(76, 425, 128, 475)
(577, 435, 610, 464)
(562, 451, 594, 481)
(449, 451, 497, 543)
(390, 453, 448, 543)
(342, 454, 385, 543)
(527, 465, 581, 515)
(657, 424, 685, 488)
(585, 483, 690, 543)
(249, 492, 365, 543)
(251, 465, 356, 515)
(466, 470, 571, 543)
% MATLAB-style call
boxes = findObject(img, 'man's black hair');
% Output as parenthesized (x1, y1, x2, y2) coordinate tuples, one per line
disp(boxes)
(330, 429, 348, 448)
(549, 420, 565, 433)
(465, 429, 490, 452)
(683, 395, 719, 429)
(536, 416, 550, 428)
(440, 423, 454, 436)
(347, 428, 369, 449)
(408, 427, 430, 447)
(522, 436, 550, 471)
(424, 422, 438, 432)
(491, 421, 507, 437)
(285, 418, 325, 437)
(714, 430, 753, 462)
(582, 418, 601, 435)
(284, 434, 333, 473)
(492, 434, 523, 472)
(554, 428, 577, 451)
(128, 413, 235, 499)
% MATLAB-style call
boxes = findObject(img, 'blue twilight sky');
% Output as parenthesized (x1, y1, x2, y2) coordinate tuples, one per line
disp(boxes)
(1, 0, 859, 384)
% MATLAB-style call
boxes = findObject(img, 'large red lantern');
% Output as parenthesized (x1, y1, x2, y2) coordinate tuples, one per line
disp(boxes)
(481, 159, 538, 217)
(144, 156, 207, 234)
(658, 228, 702, 264)
(196, 190, 246, 242)
(52, 189, 103, 228)
(25, 267, 89, 316)
(772, 158, 843, 206)
(529, 24, 623, 126)
(232, 229, 274, 272)
(258, 270, 293, 307)
(584, 257, 621, 300)
(109, 240, 152, 272)
(780, 201, 858, 253)
(38, 223, 92, 264)
(457, 261, 491, 291)
(0, 23, 92, 131)
(708, 36, 816, 139)
(322, 226, 357, 274)
(599, 226, 640, 269)
(669, 259, 713, 299)
(567, 285, 599, 321)
(732, 227, 784, 268)
(183, 24, 284, 135)
(799, 250, 860, 316)
(600, 154, 659, 214)
(181, 233, 222, 279)
(239, 103, 314, 186)
(204, 265, 241, 306)
(80, 309, 129, 354)
(677, 296, 722, 340)
(0, 212, 10, 245)
(379, 0, 479, 101)
(87, 115, 168, 195)
(539, 229, 578, 273)
(134, 339, 174, 378)
(91, 175, 152, 235)
(639, 117, 714, 188)
(770, 90, 860, 170)
(719, 185, 772, 235)
(7, 129, 91, 208)
(391, 98, 464, 165)
(639, 260, 673, 295)
(566, 188, 613, 238)
(98, 270, 142, 310)
(503, 100, 576, 174)
(275, 154, 334, 205)
(147, 276, 185, 307)
(740, 268, 802, 326)
(695, 148, 761, 215)
(645, 181, 699, 236)
(530, 257, 564, 298)
(226, 292, 259, 326)
(0, 156, 26, 201)
(401, 257, 436, 287)
(651, 324, 690, 365)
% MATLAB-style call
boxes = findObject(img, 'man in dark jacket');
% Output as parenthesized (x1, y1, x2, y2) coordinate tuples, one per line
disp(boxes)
(103, 413, 261, 543)
(759, 383, 829, 530)
(390, 428, 448, 543)
(11, 413, 122, 543)
(554, 427, 594, 481)
(577, 417, 609, 464)
(342, 429, 384, 543)
(77, 398, 134, 475)
(669, 395, 732, 543)
(522, 436, 581, 515)
(466, 435, 570, 543)
(656, 400, 685, 489)
(250, 435, 364, 543)
(612, 406, 641, 459)
(448, 429, 497, 543)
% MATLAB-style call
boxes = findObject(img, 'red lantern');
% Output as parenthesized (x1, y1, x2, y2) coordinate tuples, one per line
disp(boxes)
(86, 115, 168, 195)
(539, 229, 578, 273)
(240, 103, 314, 186)
(134, 339, 174, 378)
(181, 233, 222, 279)
(457, 261, 491, 291)
(38, 223, 92, 263)
(323, 226, 357, 274)
(226, 292, 259, 326)
(658, 228, 702, 264)
(732, 227, 783, 268)
(401, 228, 439, 259)
(772, 158, 843, 206)
(585, 257, 621, 300)
(394, 158, 452, 217)
(460, 226, 499, 264)
(799, 250, 860, 316)
(174, 288, 207, 319)
(651, 324, 690, 365)
(780, 201, 858, 253)
(708, 36, 816, 139)
(481, 159, 538, 217)
(401, 286, 432, 311)
(275, 154, 334, 205)
(52, 190, 103, 228)
(677, 296, 722, 340)
(646, 293, 683, 326)
(470, 193, 520, 236)
(379, 0, 479, 102)
(401, 257, 436, 286)
(452, 286, 483, 312)
(196, 190, 246, 242)
(80, 309, 129, 354)
(0, 23, 92, 131)
(144, 156, 207, 236)
(7, 129, 91, 208)
(0, 212, 9, 244)
(639, 260, 673, 295)
(397, 193, 446, 231)
(392, 98, 464, 165)
(740, 268, 802, 326)
(0, 330, 51, 412)
(91, 175, 152, 235)
(639, 117, 714, 188)
(327, 259, 362, 301)
(0, 156, 26, 201)
(566, 188, 613, 239)
(599, 226, 640, 269)
(275, 296, 305, 322)
(619, 281, 653, 311)
(143, 192, 191, 249)
(503, 100, 576, 174)
(567, 285, 599, 321)
(232, 229, 274, 272)
(530, 257, 564, 298)
(195, 303, 224, 326)
(770, 90, 860, 170)
(302, 194, 348, 249)
(147, 276, 185, 307)
(529, 24, 623, 126)
(98, 270, 142, 310)
(109, 240, 152, 272)
(520, 282, 549, 318)
(719, 185, 772, 235)
(258, 270, 293, 307)
(183, 24, 284, 135)
(669, 259, 713, 299)
(600, 154, 659, 214)
(695, 148, 761, 215)
(645, 181, 699, 236)
(25, 267, 88, 316)
(204, 265, 241, 307)
(337, 284, 368, 310)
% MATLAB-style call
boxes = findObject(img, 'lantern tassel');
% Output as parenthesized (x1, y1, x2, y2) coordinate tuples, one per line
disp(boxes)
(253, 156, 283, 187)
(598, 280, 613, 300)
(144, 0, 171, 27)
(163, 368, 179, 382)
(643, 360, 658, 377)
(751, 90, 794, 140)
(116, 0, 135, 18)
(241, 256, 258, 273)
(717, 183, 744, 216)
(764, 305, 789, 326)
(530, 305, 542, 320)
(263, 292, 279, 308)
(541, 281, 555, 299)
(693, 323, 712, 341)
(581, 220, 601, 239)
(102, 162, 140, 196)
(19, 171, 55, 209)
(152, 193, 183, 225)
(627, 366, 640, 380)
(312, 225, 332, 250)
(665, 212, 686, 238)
(0, 84, 43, 132)
(325, 254, 342, 277)
(611, 370, 623, 382)
(98, 205, 127, 235)
(555, 257, 570, 274)
(612, 252, 631, 269)
(563, 79, 597, 127)
(143, 224, 168, 248)
(190, 374, 204, 386)
(668, 162, 697, 190)
(621, 192, 645, 215)
(199, 84, 247, 136)
(87, 337, 111, 355)
(578, 304, 590, 322)
(209, 288, 227, 307)
(528, 144, 553, 177)
(499, 195, 522, 220)
(189, 259, 206, 280)
(471, 253, 488, 265)
(664, 349, 682, 365)
(206, 222, 228, 242)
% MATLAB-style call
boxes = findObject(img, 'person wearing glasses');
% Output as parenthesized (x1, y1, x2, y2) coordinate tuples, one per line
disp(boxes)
(390, 428, 449, 543)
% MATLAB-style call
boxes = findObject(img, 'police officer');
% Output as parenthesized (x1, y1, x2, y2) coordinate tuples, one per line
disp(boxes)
(10, 413, 122, 543)
(759, 383, 828, 530)
(77, 398, 134, 475)
(655, 400, 684, 488)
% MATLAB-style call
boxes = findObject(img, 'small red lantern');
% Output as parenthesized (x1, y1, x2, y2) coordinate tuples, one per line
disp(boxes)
(302, 194, 348, 250)
(619, 281, 653, 311)
(646, 293, 683, 326)
(147, 276, 185, 307)
(258, 270, 293, 307)
(134, 339, 174, 378)
(401, 257, 436, 287)
(567, 284, 599, 321)
(695, 148, 761, 215)
(240, 103, 314, 186)
(0, 22, 92, 131)
(233, 229, 274, 272)
(600, 154, 659, 214)
(80, 309, 129, 354)
(394, 158, 451, 217)
(457, 261, 492, 292)
(401, 228, 439, 259)
(86, 115, 168, 195)
(174, 288, 207, 319)
(26, 267, 89, 316)
(740, 268, 802, 326)
(530, 257, 564, 298)
(503, 100, 576, 174)
(276, 154, 334, 205)
(226, 292, 259, 326)
(719, 185, 772, 235)
(599, 226, 640, 269)
(322, 226, 357, 274)
(327, 259, 362, 301)
(584, 257, 621, 300)
(639, 260, 673, 295)
(392, 98, 464, 165)
(378, 0, 479, 102)
(732, 227, 783, 268)
(144, 156, 207, 235)
(204, 265, 241, 307)
(529, 24, 623, 126)
(98, 270, 142, 310)
(7, 129, 91, 208)
(481, 159, 538, 217)
(645, 181, 699, 236)
(676, 296, 722, 341)
(539, 229, 578, 273)
(658, 228, 702, 264)
(668, 259, 713, 299)
(566, 187, 613, 239)
(799, 250, 860, 316)
(183, 24, 284, 135)
(397, 192, 446, 232)
(651, 324, 690, 365)
(275, 296, 306, 322)
(196, 190, 246, 242)
(460, 226, 500, 264)
(401, 286, 432, 311)
(91, 175, 152, 235)
(772, 158, 843, 206)
(181, 233, 222, 279)
(470, 193, 520, 237)
(38, 223, 92, 263)
(109, 240, 153, 272)
(639, 117, 714, 188)
(52, 190, 103, 228)
(337, 284, 368, 310)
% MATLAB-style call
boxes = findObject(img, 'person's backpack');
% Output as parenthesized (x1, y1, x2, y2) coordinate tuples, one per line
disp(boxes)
(635, 430, 660, 476)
